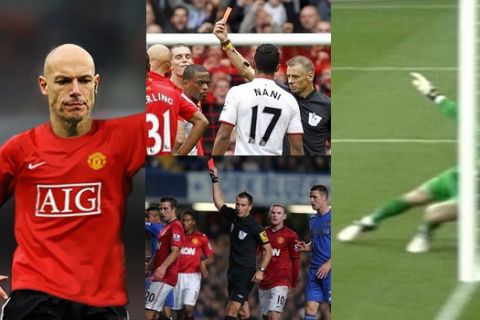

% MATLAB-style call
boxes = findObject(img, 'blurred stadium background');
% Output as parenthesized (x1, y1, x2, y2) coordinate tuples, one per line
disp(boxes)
(0, 1, 146, 318)
(333, 0, 479, 319)
(146, 156, 331, 319)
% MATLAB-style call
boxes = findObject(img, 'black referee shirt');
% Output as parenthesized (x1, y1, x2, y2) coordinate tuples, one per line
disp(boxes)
(220, 205, 269, 269)
(279, 83, 331, 155)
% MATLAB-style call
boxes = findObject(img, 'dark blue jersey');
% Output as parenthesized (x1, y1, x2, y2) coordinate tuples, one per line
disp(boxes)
(145, 222, 164, 258)
(309, 208, 331, 268)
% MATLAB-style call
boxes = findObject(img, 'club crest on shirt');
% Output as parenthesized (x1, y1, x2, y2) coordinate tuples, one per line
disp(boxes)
(192, 237, 200, 245)
(277, 236, 285, 244)
(308, 112, 322, 126)
(239, 230, 248, 240)
(87, 152, 107, 170)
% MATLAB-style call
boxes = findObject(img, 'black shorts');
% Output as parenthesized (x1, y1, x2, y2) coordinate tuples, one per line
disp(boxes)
(0, 290, 128, 320)
(227, 267, 256, 304)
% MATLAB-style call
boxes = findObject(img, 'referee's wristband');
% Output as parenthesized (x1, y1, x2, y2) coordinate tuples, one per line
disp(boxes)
(221, 39, 234, 51)
(211, 176, 219, 183)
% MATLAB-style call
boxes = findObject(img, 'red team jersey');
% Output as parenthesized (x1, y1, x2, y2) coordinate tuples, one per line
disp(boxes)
(146, 71, 197, 155)
(0, 114, 146, 306)
(260, 226, 300, 290)
(151, 219, 184, 286)
(178, 231, 213, 273)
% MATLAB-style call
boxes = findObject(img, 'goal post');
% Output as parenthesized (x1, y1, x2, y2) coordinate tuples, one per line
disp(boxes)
(147, 33, 331, 46)
(457, 0, 480, 282)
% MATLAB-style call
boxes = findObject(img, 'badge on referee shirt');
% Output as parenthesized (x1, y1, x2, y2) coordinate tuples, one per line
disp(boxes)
(308, 112, 322, 126)
(239, 231, 248, 240)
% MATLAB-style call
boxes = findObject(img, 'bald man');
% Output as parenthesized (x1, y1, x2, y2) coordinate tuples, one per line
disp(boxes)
(0, 44, 146, 319)
(146, 45, 208, 155)
(147, 44, 173, 79)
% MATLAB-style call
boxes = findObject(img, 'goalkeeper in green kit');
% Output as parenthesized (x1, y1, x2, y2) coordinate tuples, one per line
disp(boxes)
(337, 73, 458, 253)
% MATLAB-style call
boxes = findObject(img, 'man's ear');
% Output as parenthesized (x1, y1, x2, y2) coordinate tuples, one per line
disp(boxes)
(94, 74, 100, 94)
(38, 76, 48, 96)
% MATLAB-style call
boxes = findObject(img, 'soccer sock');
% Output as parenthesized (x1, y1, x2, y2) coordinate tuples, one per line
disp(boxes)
(370, 197, 413, 223)
(305, 315, 316, 320)
(418, 222, 441, 236)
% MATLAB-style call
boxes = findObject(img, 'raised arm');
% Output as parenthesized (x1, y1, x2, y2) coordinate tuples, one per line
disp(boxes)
(410, 72, 458, 120)
(213, 20, 255, 81)
(210, 166, 225, 210)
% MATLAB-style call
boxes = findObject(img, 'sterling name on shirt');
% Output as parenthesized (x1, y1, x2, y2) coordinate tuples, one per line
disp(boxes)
(254, 88, 282, 100)
(146, 92, 174, 105)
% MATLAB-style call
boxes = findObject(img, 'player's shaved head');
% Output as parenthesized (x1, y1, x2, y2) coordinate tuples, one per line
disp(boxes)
(147, 44, 172, 75)
(39, 43, 100, 138)
(286, 56, 314, 73)
(43, 44, 95, 77)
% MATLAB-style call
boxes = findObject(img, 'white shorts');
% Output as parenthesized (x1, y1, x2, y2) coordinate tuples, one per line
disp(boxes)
(145, 281, 174, 312)
(172, 273, 202, 310)
(259, 286, 289, 316)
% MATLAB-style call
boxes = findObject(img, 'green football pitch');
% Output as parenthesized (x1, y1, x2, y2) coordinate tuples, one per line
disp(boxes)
(332, 0, 479, 319)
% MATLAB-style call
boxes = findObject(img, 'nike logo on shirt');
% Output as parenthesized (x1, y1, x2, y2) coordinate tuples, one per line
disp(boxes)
(28, 162, 46, 170)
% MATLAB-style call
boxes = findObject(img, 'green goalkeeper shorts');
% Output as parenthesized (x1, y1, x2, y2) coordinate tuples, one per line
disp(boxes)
(422, 167, 458, 200)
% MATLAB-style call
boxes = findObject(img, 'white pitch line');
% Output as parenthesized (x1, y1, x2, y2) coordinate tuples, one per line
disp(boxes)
(333, 67, 457, 71)
(333, 139, 456, 143)
(335, 4, 458, 10)
(435, 283, 479, 320)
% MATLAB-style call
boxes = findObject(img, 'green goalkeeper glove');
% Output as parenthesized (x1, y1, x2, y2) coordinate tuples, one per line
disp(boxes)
(410, 72, 445, 104)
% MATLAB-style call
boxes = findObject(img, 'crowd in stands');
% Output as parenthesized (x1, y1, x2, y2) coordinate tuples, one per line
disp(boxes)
(147, 155, 331, 173)
(147, 0, 330, 33)
(147, 0, 331, 154)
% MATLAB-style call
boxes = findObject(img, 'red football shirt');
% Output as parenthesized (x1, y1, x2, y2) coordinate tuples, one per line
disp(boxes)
(178, 231, 213, 273)
(146, 71, 197, 155)
(151, 219, 184, 286)
(260, 226, 300, 290)
(0, 114, 146, 306)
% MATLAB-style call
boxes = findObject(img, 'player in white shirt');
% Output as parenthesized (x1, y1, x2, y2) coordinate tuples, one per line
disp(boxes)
(212, 44, 304, 156)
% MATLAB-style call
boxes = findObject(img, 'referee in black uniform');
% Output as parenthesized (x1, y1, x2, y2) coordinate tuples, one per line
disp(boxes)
(210, 167, 272, 320)
(284, 56, 331, 155)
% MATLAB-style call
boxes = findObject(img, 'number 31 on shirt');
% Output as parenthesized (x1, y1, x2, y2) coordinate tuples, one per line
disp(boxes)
(146, 111, 171, 155)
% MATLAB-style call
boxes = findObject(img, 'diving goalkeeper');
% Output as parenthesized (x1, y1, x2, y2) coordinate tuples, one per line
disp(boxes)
(337, 73, 458, 254)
